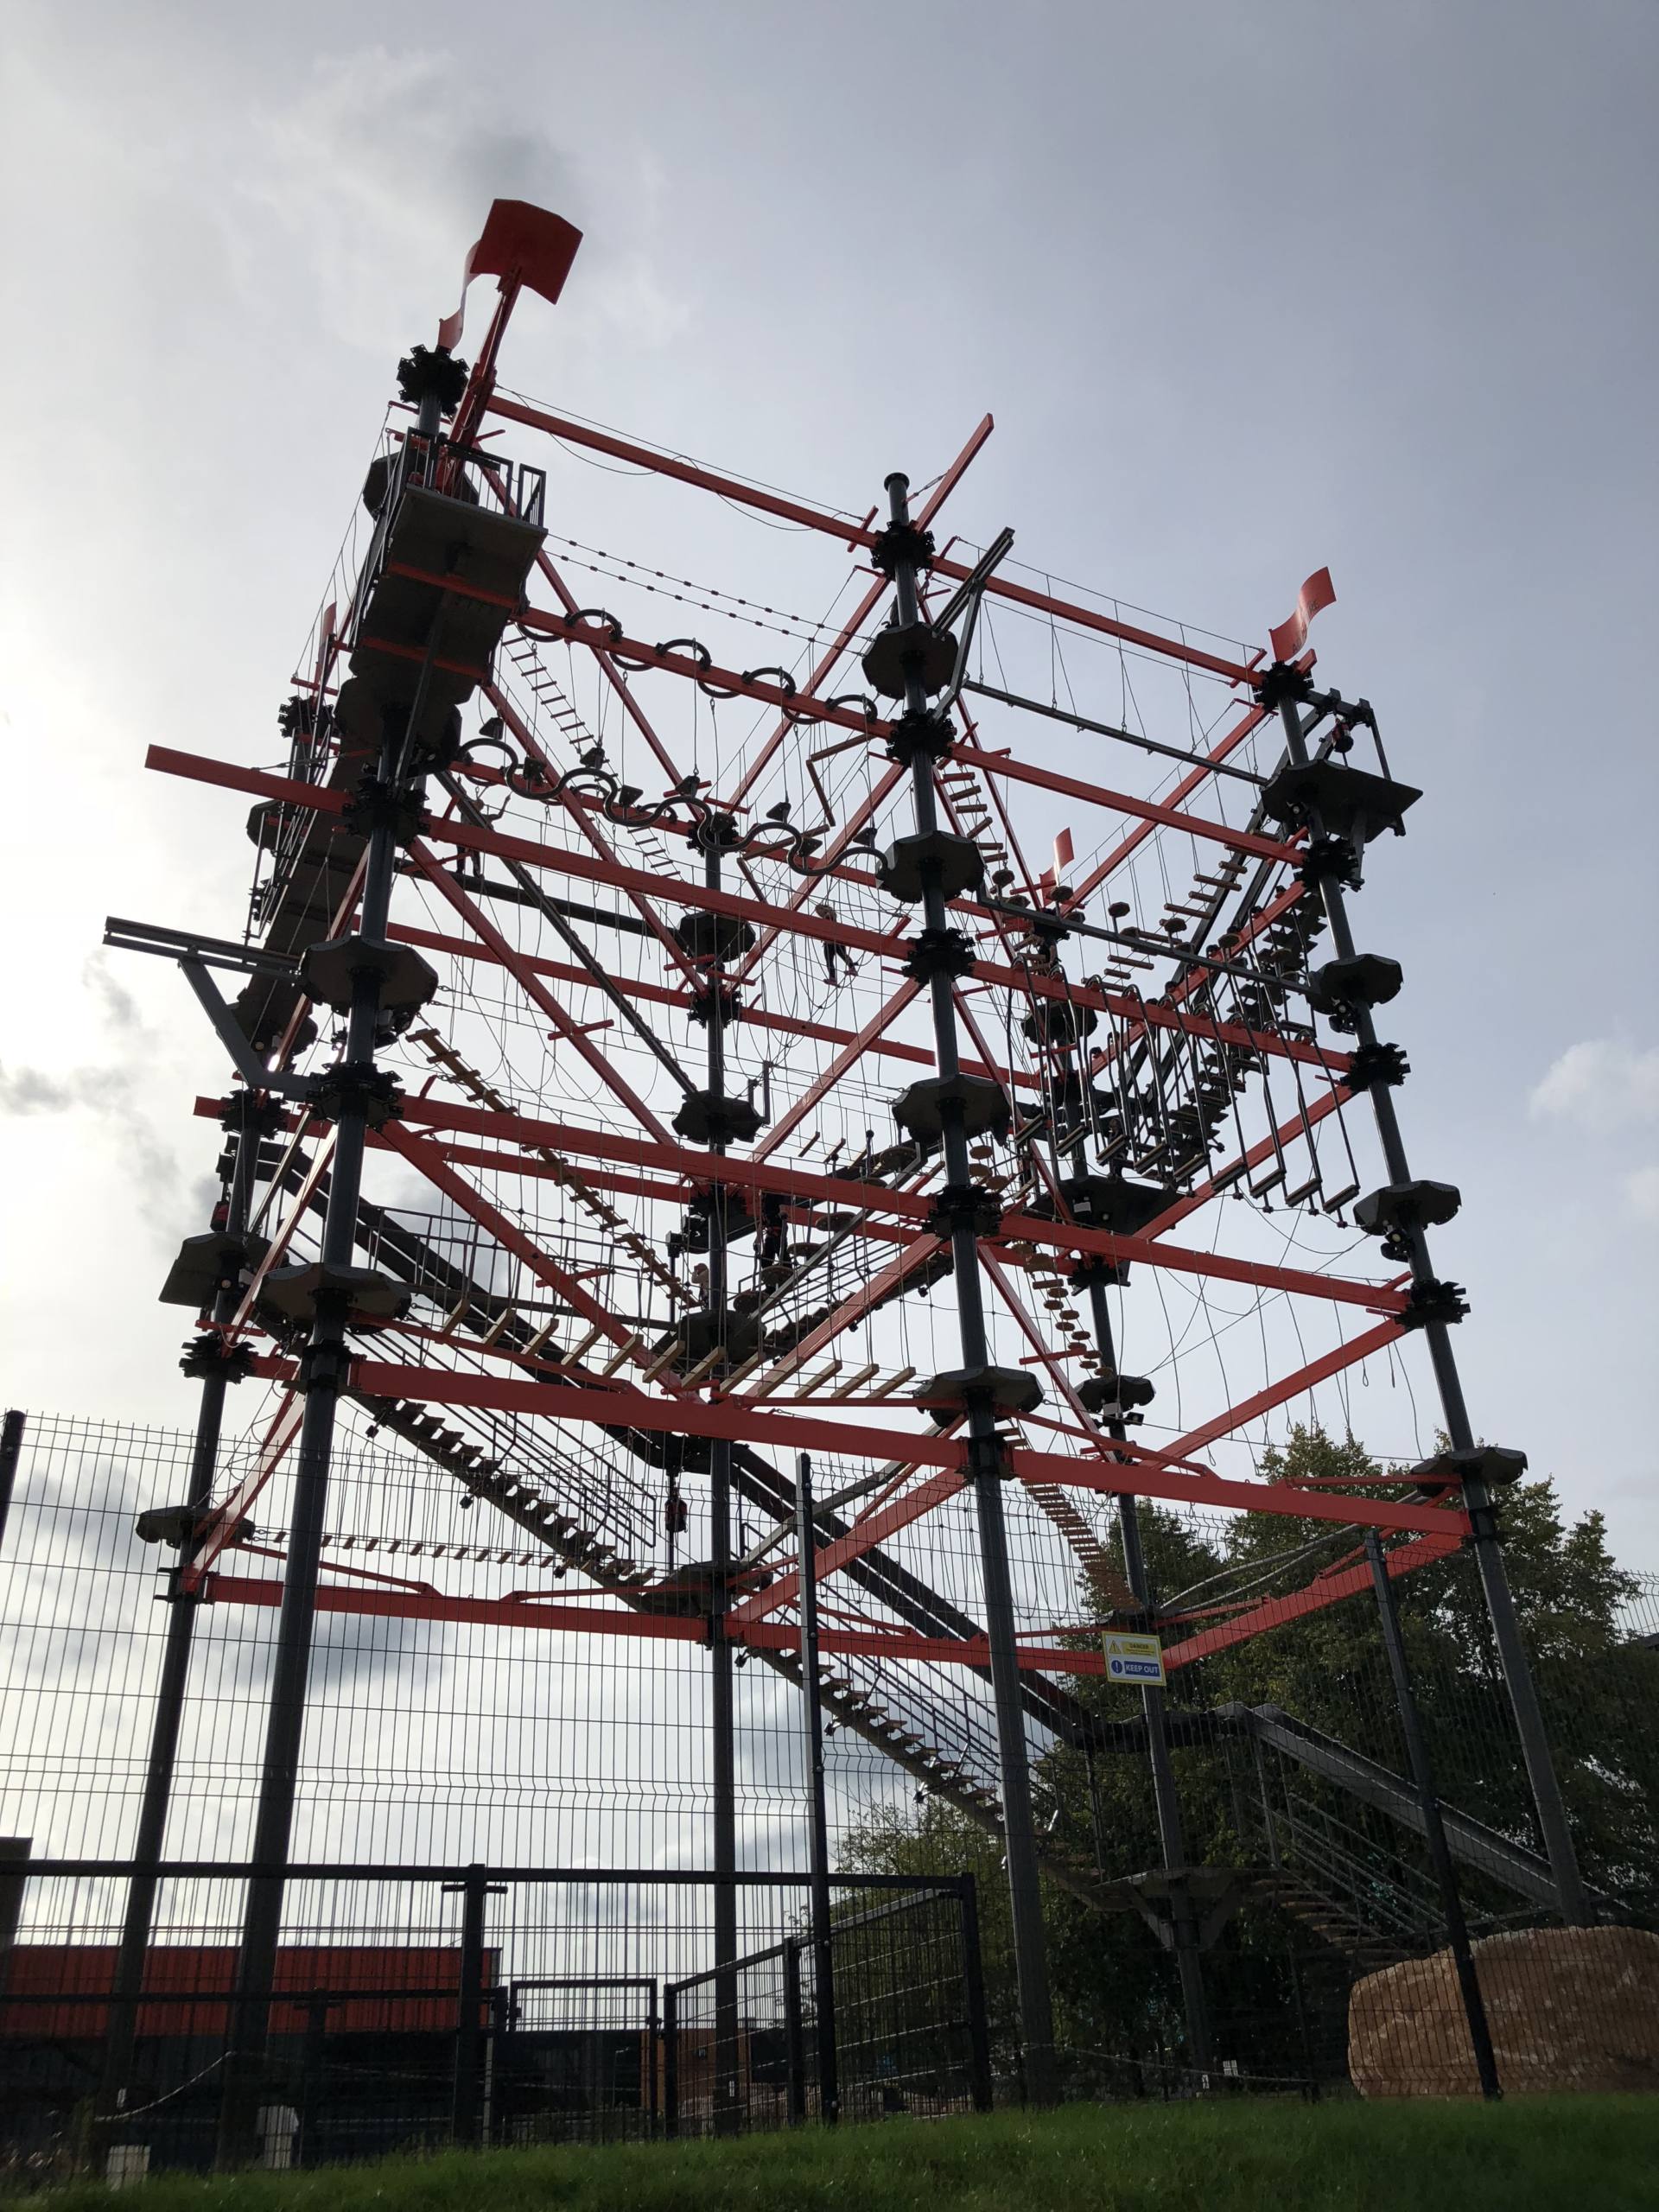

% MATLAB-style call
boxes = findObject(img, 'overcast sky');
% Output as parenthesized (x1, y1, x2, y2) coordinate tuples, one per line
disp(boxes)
(3, 1, 1656, 1565)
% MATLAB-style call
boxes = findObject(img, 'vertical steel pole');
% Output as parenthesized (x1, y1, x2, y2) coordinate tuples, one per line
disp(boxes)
(883, 472, 1056, 2102)
(1272, 686, 1591, 1925)
(1363, 1530, 1501, 2098)
(216, 722, 404, 2163)
(0, 1409, 25, 1554)
(1084, 1278, 1214, 2076)
(449, 1865, 490, 2145)
(795, 1453, 840, 2122)
(957, 1874, 995, 2113)
(701, 827, 741, 2136)
(783, 1939, 807, 2125)
(663, 1983, 680, 2138)
(100, 1126, 262, 2139)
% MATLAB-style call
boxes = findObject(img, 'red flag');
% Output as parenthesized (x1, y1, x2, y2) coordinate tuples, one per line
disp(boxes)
(436, 200, 583, 352)
(1268, 567, 1336, 664)
(1039, 827, 1075, 893)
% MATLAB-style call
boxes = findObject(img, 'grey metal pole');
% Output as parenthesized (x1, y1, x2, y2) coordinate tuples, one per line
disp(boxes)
(0, 1409, 24, 1554)
(957, 1874, 995, 2113)
(663, 1983, 681, 2137)
(883, 472, 1057, 2104)
(1271, 685, 1591, 1925)
(449, 1865, 491, 2145)
(701, 825, 741, 2137)
(100, 1123, 263, 2137)
(1363, 1529, 1501, 2099)
(1084, 1277, 1214, 2078)
(795, 1453, 840, 2122)
(217, 688, 415, 2165)
(783, 1939, 807, 2125)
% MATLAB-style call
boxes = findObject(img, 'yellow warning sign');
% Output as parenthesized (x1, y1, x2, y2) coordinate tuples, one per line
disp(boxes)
(1102, 1631, 1166, 1686)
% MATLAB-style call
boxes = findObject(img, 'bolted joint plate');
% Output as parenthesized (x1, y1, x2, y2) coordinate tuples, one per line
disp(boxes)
(876, 830, 985, 905)
(260, 1262, 410, 1329)
(861, 620, 957, 701)
(915, 1364, 1044, 1420)
(1353, 1179, 1461, 1239)
(893, 1072, 1010, 1145)
(301, 936, 439, 1015)
(672, 1089, 766, 1147)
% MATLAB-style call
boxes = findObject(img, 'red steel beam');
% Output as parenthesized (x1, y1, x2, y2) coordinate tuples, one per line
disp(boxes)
(488, 395, 1258, 684)
(371, 1094, 1402, 1313)
(1161, 1318, 1406, 1465)
(149, 748, 1349, 1077)
(1009, 1445, 1467, 1539)
(407, 840, 675, 1142)
(376, 1123, 636, 1350)
(1161, 1533, 1461, 1670)
(199, 1568, 1116, 1674)
(950, 744, 1300, 868)
(728, 1465, 968, 1627)
(753, 976, 925, 1160)
(387, 921, 1040, 1088)
(1062, 697, 1275, 908)
(727, 415, 994, 806)
(185, 1391, 306, 1586)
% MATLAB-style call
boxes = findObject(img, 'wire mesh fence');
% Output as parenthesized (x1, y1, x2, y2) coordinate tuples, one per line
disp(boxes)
(1, 1406, 1655, 2180)
(0, 1864, 983, 2182)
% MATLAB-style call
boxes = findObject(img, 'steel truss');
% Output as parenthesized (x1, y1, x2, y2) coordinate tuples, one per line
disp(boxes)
(94, 198, 1589, 2153)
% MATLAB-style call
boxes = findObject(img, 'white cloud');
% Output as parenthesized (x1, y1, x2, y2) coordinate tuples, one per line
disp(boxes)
(1529, 1038, 1659, 1135)
(1629, 1166, 1659, 1226)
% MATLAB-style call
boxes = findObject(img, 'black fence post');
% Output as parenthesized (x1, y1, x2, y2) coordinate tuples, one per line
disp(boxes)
(1364, 1530, 1502, 2099)
(447, 1865, 500, 2146)
(663, 1983, 680, 2138)
(783, 1937, 807, 2125)
(646, 1980, 661, 2136)
(957, 1876, 995, 2113)
(0, 1410, 24, 1556)
(796, 1453, 840, 2123)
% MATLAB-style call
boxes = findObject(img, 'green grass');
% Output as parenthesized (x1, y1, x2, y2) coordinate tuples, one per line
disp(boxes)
(10, 2096, 1658, 2212)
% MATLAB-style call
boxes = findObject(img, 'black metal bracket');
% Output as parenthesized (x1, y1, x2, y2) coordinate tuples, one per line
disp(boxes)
(1344, 1039, 1410, 1091)
(868, 519, 936, 578)
(1400, 1276, 1470, 1331)
(342, 775, 429, 844)
(925, 1182, 1004, 1238)
(902, 927, 976, 982)
(1256, 661, 1314, 712)
(302, 1063, 404, 1128)
(178, 1334, 257, 1384)
(883, 709, 957, 766)
(1297, 831, 1361, 890)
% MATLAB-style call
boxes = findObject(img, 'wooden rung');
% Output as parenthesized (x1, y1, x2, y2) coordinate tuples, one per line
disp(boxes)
(641, 1339, 683, 1382)
(680, 1346, 725, 1387)
(721, 1351, 764, 1389)
(830, 1362, 880, 1400)
(568, 1323, 606, 1364)
(868, 1365, 918, 1400)
(795, 1358, 842, 1395)
(599, 1332, 644, 1377)
(438, 1297, 471, 1340)
(479, 1306, 518, 1349)
(520, 1317, 562, 1358)
(749, 1346, 808, 1395)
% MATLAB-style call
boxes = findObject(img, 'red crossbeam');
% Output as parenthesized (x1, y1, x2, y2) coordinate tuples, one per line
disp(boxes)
(487, 395, 1257, 683)
(149, 747, 1348, 1077)
(1161, 1533, 1460, 1669)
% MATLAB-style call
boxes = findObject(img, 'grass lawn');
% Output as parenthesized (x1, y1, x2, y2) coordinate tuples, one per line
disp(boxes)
(9, 2095, 1656, 2212)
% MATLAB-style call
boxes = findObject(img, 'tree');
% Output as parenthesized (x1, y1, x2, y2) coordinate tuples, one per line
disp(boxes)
(838, 1427, 1659, 2082)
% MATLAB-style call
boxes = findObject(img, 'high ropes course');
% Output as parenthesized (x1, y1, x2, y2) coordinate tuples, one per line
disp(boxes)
(96, 198, 1588, 2144)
